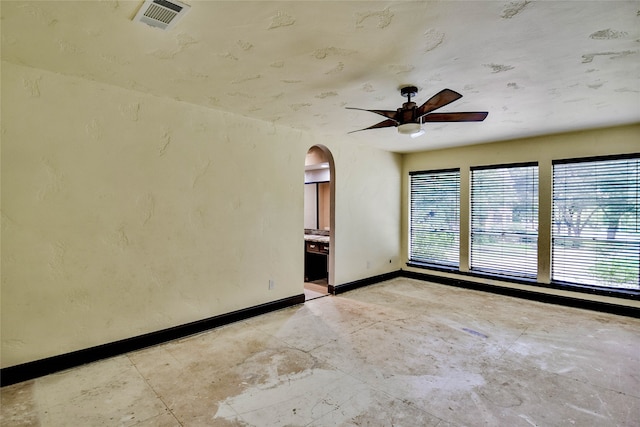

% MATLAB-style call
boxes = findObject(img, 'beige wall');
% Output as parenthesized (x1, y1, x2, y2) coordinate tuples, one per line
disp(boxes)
(8, 54, 634, 370)
(1, 61, 402, 368)
(332, 143, 403, 284)
(402, 123, 640, 308)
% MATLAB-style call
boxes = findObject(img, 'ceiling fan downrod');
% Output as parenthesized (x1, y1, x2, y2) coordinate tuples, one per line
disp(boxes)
(400, 86, 418, 108)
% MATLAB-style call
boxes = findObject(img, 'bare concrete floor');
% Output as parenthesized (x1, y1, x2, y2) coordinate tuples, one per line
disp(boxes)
(2, 278, 639, 426)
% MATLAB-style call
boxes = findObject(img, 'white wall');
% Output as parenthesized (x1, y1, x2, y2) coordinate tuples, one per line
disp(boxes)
(303, 183, 318, 229)
(304, 168, 330, 183)
(0, 61, 402, 367)
(402, 124, 640, 308)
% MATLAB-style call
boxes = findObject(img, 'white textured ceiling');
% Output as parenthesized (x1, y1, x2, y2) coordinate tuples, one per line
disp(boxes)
(2, 1, 639, 152)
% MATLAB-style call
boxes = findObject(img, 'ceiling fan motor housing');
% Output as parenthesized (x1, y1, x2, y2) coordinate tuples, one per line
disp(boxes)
(399, 105, 418, 124)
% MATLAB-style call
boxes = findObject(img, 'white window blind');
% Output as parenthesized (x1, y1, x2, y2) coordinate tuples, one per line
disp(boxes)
(410, 169, 460, 267)
(471, 163, 539, 278)
(552, 156, 639, 290)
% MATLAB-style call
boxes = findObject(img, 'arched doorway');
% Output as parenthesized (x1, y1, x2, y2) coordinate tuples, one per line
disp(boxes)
(303, 145, 335, 300)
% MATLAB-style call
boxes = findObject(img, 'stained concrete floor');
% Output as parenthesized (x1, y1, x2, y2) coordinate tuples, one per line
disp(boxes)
(2, 278, 639, 426)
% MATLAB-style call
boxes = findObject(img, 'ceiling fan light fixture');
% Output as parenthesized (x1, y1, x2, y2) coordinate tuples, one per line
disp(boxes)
(397, 122, 422, 136)
(410, 129, 426, 139)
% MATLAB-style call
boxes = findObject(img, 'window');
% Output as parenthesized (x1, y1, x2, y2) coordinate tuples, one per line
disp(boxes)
(470, 163, 539, 278)
(410, 169, 460, 267)
(552, 156, 639, 290)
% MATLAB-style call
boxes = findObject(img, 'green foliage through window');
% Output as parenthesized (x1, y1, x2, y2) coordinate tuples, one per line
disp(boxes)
(410, 169, 460, 267)
(553, 156, 639, 290)
(408, 155, 638, 293)
(470, 164, 539, 278)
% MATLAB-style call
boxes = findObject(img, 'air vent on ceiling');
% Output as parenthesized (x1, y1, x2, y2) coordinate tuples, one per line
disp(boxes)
(134, 0, 190, 31)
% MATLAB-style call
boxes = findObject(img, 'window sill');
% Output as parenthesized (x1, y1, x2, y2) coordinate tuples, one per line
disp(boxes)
(406, 262, 640, 301)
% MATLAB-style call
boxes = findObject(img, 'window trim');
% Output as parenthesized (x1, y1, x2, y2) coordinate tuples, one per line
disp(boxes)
(550, 153, 640, 291)
(406, 154, 640, 301)
(409, 167, 461, 176)
(552, 152, 639, 166)
(409, 168, 461, 268)
(469, 162, 539, 279)
(405, 263, 640, 301)
(471, 161, 539, 171)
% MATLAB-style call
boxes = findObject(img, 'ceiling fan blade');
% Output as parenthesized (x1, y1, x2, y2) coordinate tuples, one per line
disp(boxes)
(348, 119, 397, 133)
(422, 112, 489, 122)
(346, 107, 398, 122)
(416, 89, 463, 117)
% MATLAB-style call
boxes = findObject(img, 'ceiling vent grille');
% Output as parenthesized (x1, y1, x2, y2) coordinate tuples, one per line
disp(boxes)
(134, 0, 190, 30)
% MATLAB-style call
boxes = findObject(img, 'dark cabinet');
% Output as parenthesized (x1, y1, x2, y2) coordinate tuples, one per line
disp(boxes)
(304, 241, 329, 282)
(306, 241, 329, 255)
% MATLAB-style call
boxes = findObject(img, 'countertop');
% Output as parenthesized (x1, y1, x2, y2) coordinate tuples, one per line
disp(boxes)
(304, 234, 330, 244)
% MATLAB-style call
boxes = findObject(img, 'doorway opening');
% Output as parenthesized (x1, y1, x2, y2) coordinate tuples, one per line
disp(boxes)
(303, 145, 335, 301)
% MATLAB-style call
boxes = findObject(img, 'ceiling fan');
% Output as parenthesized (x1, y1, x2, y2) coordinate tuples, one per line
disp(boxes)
(347, 86, 488, 138)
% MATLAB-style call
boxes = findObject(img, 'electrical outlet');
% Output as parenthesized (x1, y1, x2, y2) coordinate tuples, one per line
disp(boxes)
(268, 279, 275, 290)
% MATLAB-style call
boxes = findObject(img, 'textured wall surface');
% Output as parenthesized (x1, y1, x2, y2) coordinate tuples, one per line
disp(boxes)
(1, 61, 402, 368)
(332, 143, 402, 284)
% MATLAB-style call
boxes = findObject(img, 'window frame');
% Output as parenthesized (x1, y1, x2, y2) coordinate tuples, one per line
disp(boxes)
(551, 153, 640, 292)
(409, 168, 461, 269)
(406, 154, 639, 301)
(469, 162, 540, 280)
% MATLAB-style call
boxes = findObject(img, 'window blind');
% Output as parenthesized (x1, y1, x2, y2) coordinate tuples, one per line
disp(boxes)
(552, 156, 639, 290)
(470, 163, 538, 278)
(410, 169, 460, 267)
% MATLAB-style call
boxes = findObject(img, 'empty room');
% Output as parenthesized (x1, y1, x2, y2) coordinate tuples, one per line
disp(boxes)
(1, 1, 638, 426)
